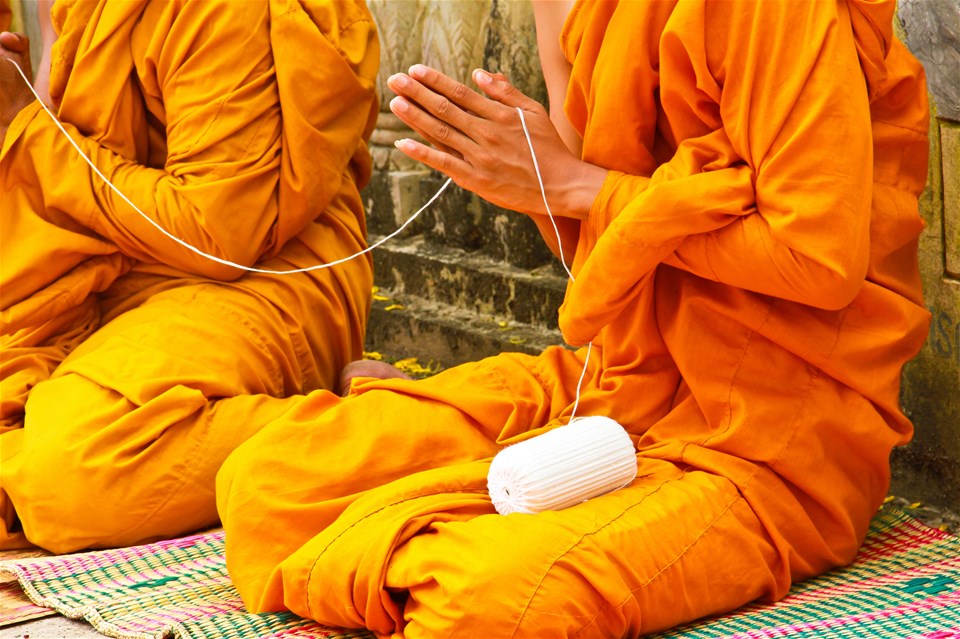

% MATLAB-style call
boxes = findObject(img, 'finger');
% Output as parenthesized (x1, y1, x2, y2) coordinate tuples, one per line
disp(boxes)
(406, 64, 504, 120)
(394, 137, 477, 188)
(0, 32, 28, 54)
(387, 108, 463, 160)
(0, 32, 33, 84)
(387, 71, 484, 145)
(389, 94, 479, 158)
(472, 68, 543, 113)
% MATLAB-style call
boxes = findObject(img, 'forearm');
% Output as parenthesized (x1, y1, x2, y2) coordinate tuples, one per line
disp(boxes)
(3, 107, 278, 279)
(34, 0, 55, 108)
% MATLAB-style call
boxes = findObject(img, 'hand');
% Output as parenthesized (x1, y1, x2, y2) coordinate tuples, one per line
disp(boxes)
(387, 64, 606, 220)
(1, 32, 36, 140)
(338, 360, 412, 396)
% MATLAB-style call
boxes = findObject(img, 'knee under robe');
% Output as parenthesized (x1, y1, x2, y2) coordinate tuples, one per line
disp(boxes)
(218, 1, 930, 636)
(0, 0, 379, 552)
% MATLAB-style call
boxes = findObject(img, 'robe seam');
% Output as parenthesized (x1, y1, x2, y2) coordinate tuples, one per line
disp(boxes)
(871, 117, 929, 137)
(695, 299, 774, 452)
(570, 488, 746, 636)
(512, 469, 690, 636)
(768, 367, 819, 476)
(273, 6, 372, 38)
(701, 232, 722, 281)
(302, 485, 490, 623)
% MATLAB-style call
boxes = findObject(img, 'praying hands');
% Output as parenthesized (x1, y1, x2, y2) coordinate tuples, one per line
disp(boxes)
(387, 64, 606, 221)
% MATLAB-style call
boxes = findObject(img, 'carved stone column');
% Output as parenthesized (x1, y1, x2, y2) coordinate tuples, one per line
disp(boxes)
(366, 1, 489, 235)
(362, 2, 565, 366)
(365, 0, 552, 268)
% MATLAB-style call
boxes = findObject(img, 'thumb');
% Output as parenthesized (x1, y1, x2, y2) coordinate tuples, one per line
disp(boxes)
(472, 68, 541, 112)
(0, 31, 29, 54)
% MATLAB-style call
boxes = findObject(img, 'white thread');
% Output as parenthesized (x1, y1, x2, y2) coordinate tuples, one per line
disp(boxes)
(569, 341, 592, 418)
(4, 57, 451, 275)
(516, 107, 575, 281)
(516, 107, 593, 421)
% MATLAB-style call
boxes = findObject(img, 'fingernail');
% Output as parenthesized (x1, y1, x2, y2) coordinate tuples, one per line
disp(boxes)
(390, 96, 409, 113)
(389, 73, 408, 88)
(475, 70, 492, 85)
(395, 138, 414, 151)
(409, 64, 428, 79)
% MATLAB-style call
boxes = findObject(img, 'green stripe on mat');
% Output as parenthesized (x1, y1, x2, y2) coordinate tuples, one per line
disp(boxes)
(0, 506, 956, 639)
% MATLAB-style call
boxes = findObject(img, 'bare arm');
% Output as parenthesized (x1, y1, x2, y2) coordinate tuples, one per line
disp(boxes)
(34, 0, 55, 107)
(531, 0, 580, 156)
(528, 0, 582, 258)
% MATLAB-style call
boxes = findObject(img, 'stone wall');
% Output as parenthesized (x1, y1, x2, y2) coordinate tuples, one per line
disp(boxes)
(895, 0, 960, 512)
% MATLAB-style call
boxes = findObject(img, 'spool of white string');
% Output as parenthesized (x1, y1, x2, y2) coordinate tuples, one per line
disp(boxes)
(487, 416, 637, 515)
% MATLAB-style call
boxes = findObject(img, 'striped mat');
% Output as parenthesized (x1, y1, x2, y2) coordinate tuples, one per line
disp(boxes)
(0, 505, 957, 639)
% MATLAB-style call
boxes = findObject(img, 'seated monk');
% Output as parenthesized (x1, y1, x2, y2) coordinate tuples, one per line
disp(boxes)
(216, 0, 931, 636)
(0, 0, 379, 552)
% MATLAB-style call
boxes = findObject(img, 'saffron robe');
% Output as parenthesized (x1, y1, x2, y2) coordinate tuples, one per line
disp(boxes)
(217, 1, 930, 636)
(0, 0, 379, 552)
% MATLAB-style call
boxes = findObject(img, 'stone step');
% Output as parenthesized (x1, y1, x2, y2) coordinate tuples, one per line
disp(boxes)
(364, 285, 566, 370)
(363, 169, 561, 270)
(370, 233, 568, 330)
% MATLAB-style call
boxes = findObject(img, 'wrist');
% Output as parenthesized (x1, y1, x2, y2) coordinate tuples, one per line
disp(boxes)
(554, 161, 607, 220)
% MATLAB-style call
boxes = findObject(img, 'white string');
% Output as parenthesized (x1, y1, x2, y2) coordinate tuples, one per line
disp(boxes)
(8, 55, 594, 418)
(4, 57, 451, 275)
(516, 107, 593, 421)
(516, 107, 575, 281)
(569, 341, 592, 419)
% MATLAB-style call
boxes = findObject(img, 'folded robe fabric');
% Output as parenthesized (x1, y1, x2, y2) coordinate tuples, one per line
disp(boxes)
(0, 0, 380, 552)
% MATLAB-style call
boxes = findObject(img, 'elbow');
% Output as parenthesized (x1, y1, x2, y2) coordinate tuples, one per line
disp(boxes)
(190, 261, 251, 282)
(810, 276, 863, 311)
(172, 234, 270, 281)
(790, 258, 867, 311)
(153, 175, 279, 280)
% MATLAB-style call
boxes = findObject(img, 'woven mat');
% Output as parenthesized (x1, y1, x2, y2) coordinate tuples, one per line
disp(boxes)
(0, 531, 371, 639)
(0, 506, 957, 639)
(0, 547, 55, 625)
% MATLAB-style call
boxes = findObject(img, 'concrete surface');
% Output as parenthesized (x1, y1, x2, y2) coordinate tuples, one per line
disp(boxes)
(2, 616, 100, 639)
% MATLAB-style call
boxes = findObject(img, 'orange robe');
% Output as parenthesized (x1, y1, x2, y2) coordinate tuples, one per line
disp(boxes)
(0, 0, 378, 552)
(217, 1, 930, 637)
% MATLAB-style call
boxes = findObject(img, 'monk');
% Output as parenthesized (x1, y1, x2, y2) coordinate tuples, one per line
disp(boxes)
(0, 0, 379, 552)
(217, 0, 931, 636)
